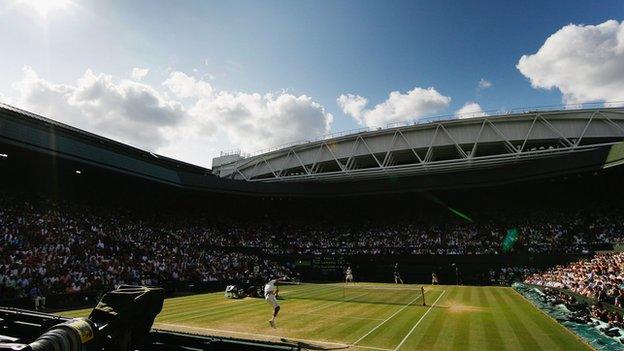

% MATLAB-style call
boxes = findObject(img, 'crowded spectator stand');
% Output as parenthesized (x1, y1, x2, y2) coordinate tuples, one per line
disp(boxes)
(2, 192, 624, 310)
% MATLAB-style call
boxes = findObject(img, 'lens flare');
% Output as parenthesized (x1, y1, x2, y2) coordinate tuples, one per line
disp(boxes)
(448, 207, 473, 222)
(16, 0, 72, 19)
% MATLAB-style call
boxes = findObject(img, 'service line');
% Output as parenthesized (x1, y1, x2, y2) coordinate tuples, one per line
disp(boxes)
(393, 290, 447, 351)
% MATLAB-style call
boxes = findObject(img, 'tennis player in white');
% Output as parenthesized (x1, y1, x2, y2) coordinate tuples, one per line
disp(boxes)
(345, 266, 354, 284)
(265, 276, 287, 328)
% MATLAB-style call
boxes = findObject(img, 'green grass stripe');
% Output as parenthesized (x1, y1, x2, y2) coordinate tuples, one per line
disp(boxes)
(409, 288, 459, 350)
(499, 289, 568, 350)
(56, 284, 593, 351)
(159, 296, 237, 314)
(476, 287, 505, 351)
(392, 289, 448, 351)
(160, 285, 330, 322)
(499, 288, 580, 351)
(351, 289, 431, 347)
(298, 313, 378, 342)
(503, 289, 592, 351)
(159, 298, 267, 322)
(483, 288, 528, 350)
(451, 286, 473, 349)
(490, 288, 545, 351)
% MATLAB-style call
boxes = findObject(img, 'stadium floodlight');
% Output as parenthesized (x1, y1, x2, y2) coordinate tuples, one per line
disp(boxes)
(0, 153, 7, 158)
(75, 170, 82, 174)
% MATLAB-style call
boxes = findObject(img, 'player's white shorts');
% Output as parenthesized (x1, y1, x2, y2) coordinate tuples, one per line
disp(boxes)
(346, 274, 353, 281)
(265, 293, 279, 308)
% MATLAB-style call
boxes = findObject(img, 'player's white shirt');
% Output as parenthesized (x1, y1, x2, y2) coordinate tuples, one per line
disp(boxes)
(264, 279, 277, 296)
(264, 279, 279, 308)
(346, 268, 352, 275)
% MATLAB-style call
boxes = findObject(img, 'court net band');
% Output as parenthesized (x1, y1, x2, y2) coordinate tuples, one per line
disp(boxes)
(276, 282, 426, 306)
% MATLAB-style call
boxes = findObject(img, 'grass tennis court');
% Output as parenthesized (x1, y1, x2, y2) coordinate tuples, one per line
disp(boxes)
(60, 283, 592, 351)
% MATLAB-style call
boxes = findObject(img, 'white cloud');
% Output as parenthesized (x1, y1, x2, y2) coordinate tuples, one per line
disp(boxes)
(455, 102, 487, 118)
(517, 20, 624, 104)
(131, 67, 149, 81)
(478, 78, 492, 89)
(162, 70, 332, 153)
(11, 66, 187, 151)
(163, 71, 213, 99)
(189, 91, 333, 152)
(337, 87, 451, 128)
(8, 67, 333, 166)
(336, 94, 367, 123)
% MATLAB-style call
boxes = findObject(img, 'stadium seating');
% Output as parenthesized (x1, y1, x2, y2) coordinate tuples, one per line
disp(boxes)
(521, 252, 624, 345)
(525, 252, 624, 306)
(2, 190, 624, 301)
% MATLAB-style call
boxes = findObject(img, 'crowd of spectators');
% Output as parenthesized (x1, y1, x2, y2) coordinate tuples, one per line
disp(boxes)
(525, 252, 624, 306)
(0, 195, 292, 300)
(2, 192, 624, 300)
(488, 266, 539, 286)
(520, 253, 624, 345)
(194, 208, 624, 255)
(530, 288, 624, 344)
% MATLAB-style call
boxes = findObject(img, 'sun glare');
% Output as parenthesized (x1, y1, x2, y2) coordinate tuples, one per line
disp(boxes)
(16, 0, 72, 19)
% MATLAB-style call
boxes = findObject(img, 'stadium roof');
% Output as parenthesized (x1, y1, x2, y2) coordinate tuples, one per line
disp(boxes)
(213, 107, 624, 183)
(2, 102, 624, 196)
(0, 103, 211, 175)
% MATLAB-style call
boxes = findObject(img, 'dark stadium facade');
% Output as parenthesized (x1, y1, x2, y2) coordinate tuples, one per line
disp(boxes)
(1, 101, 623, 266)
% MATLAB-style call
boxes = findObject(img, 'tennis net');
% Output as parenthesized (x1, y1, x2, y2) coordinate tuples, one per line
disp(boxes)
(276, 282, 426, 306)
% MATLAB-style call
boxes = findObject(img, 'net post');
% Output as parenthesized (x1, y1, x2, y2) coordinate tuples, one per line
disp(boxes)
(422, 286, 426, 306)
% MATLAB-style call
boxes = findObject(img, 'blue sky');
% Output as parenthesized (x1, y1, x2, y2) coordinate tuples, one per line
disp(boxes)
(0, 0, 623, 166)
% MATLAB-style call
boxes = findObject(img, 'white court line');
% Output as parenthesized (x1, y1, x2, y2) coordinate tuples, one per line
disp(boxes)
(155, 323, 395, 351)
(393, 290, 447, 351)
(154, 323, 353, 348)
(351, 290, 426, 346)
(356, 346, 394, 351)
